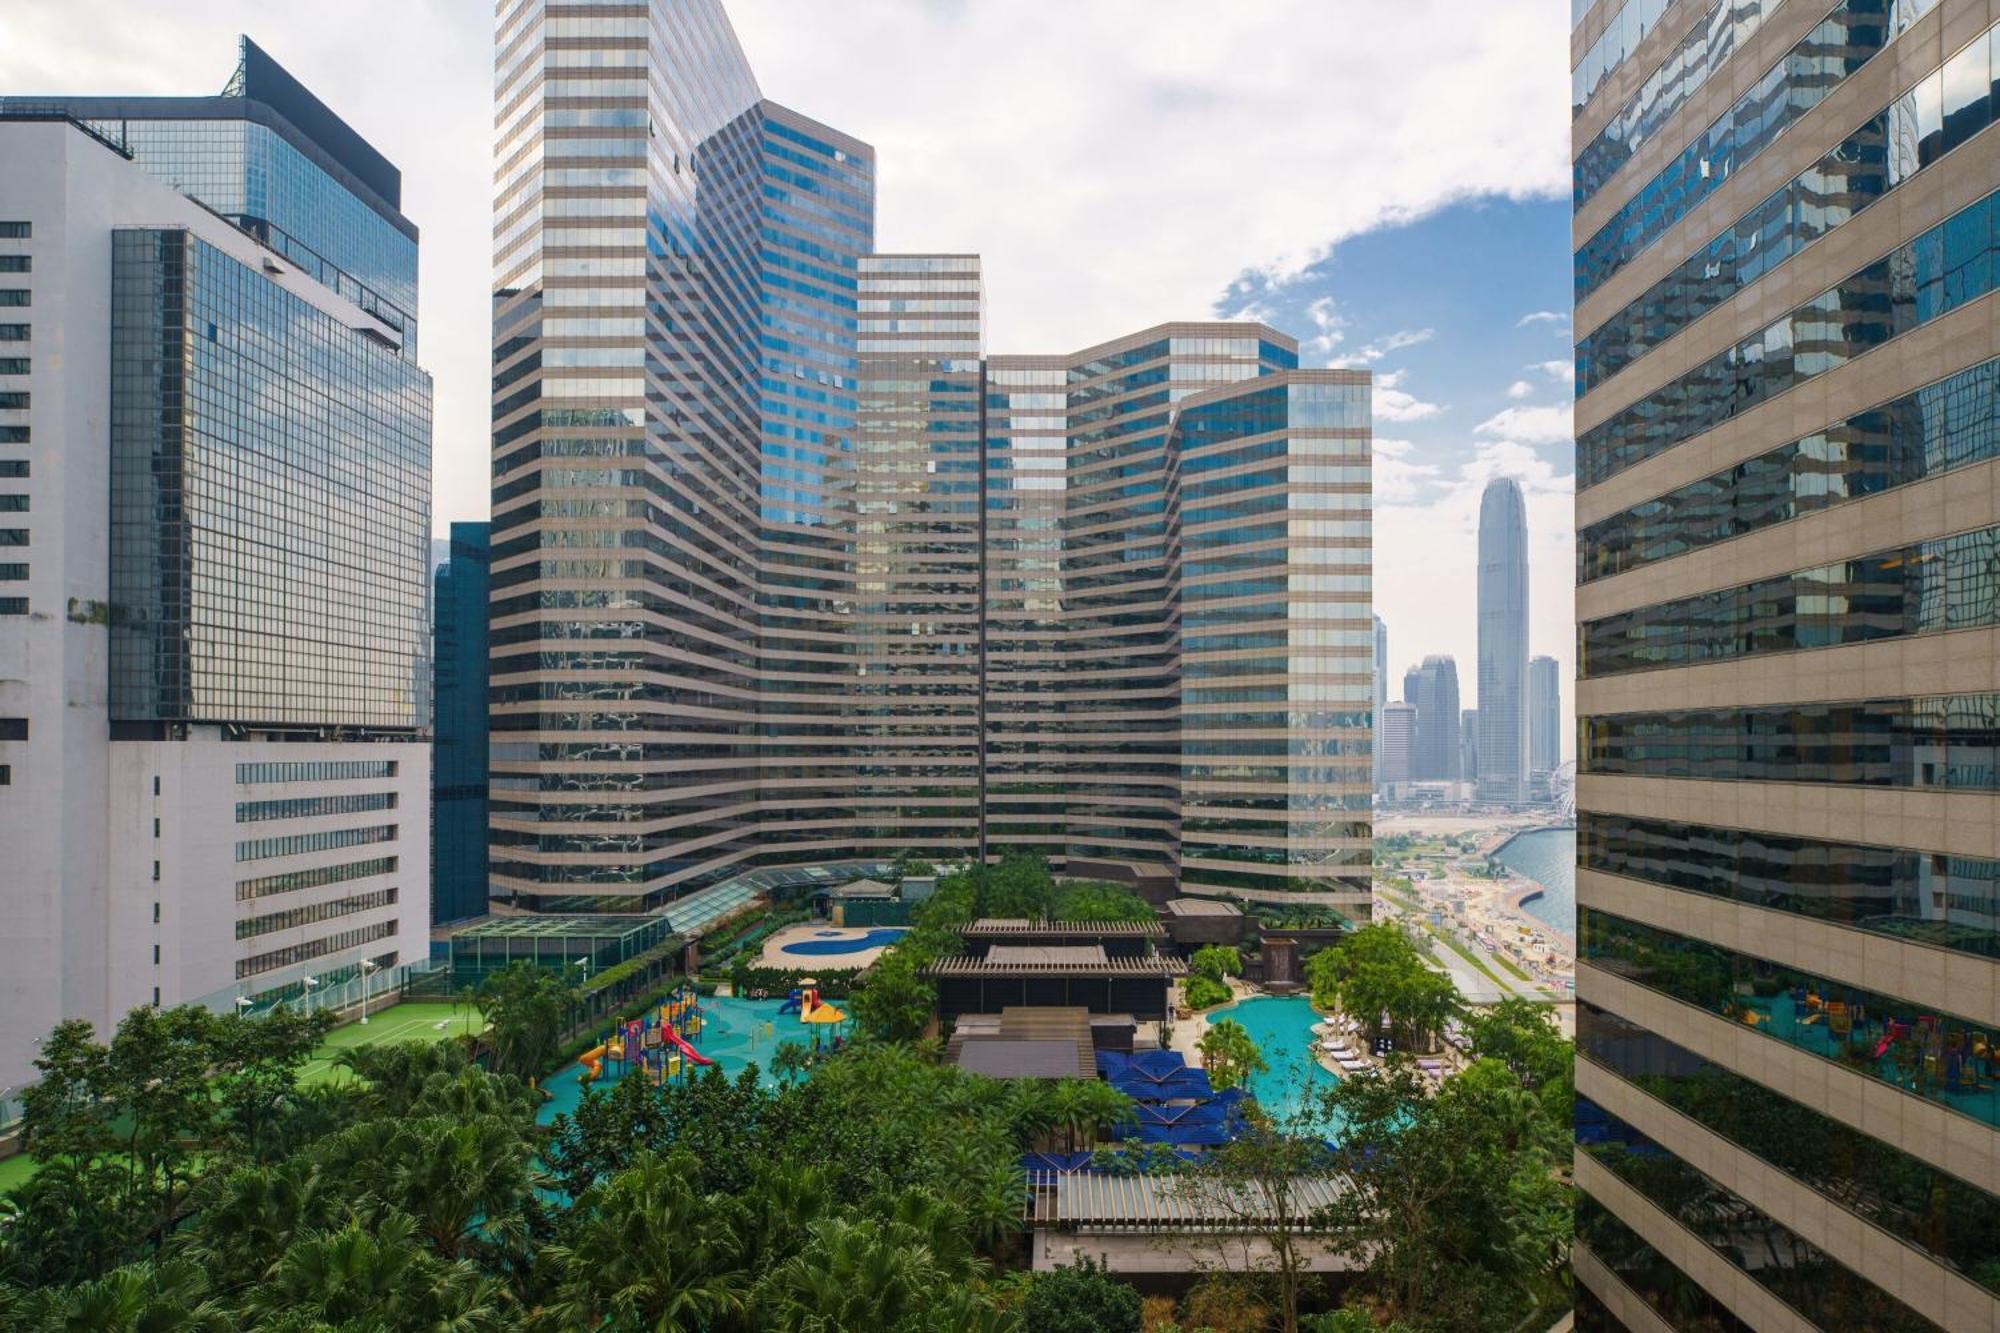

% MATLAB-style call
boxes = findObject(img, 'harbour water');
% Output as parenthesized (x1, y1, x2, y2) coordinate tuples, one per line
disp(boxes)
(1492, 826, 1576, 938)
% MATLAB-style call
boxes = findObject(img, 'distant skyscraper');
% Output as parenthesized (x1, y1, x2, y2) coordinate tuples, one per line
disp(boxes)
(432, 523, 490, 926)
(1380, 702, 1416, 788)
(1476, 477, 1528, 805)
(1459, 709, 1478, 787)
(1569, 2, 2000, 1325)
(1528, 654, 1559, 777)
(0, 41, 432, 1088)
(1405, 655, 1461, 781)
(491, 0, 1374, 915)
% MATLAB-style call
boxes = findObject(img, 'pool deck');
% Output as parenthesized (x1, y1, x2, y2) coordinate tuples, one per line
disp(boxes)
(755, 922, 903, 970)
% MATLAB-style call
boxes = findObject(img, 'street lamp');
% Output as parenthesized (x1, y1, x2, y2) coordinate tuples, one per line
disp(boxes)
(234, 995, 254, 1019)
(301, 975, 318, 1015)
(359, 959, 380, 1024)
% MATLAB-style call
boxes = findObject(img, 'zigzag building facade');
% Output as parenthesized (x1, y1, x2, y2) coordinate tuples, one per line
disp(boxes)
(490, 0, 1372, 919)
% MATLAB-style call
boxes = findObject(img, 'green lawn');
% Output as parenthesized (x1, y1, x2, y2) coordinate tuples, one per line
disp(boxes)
(0, 1002, 487, 1196)
(297, 1001, 485, 1087)
(0, 1150, 34, 1194)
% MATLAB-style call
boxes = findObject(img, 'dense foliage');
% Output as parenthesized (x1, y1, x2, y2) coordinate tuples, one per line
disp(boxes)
(1305, 923, 1460, 1051)
(0, 1003, 1147, 1330)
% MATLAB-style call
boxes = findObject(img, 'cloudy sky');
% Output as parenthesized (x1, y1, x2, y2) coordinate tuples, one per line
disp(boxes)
(1, 0, 1577, 746)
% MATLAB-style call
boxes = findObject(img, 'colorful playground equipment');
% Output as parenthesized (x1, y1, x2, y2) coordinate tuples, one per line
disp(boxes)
(577, 985, 714, 1088)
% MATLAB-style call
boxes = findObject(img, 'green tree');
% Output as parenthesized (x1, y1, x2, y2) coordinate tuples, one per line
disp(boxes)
(849, 951, 936, 1043)
(1051, 882, 1155, 924)
(1307, 924, 1460, 1051)
(1015, 1257, 1142, 1332)
(1190, 945, 1244, 983)
(541, 1152, 751, 1331)
(1197, 1018, 1268, 1092)
(476, 961, 575, 1079)
(1168, 1119, 1339, 1333)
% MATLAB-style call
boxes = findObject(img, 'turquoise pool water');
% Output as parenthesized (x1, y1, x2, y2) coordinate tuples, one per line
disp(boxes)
(537, 995, 797, 1124)
(1219, 995, 1347, 1136)
(781, 927, 908, 956)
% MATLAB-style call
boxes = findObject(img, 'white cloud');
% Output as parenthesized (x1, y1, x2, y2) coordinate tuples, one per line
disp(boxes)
(1374, 370, 1445, 423)
(1329, 326, 1435, 369)
(1301, 296, 1346, 360)
(732, 1, 1570, 352)
(1531, 358, 1576, 386)
(1474, 403, 1572, 445)
(1516, 310, 1569, 327)
(1372, 437, 1442, 504)
(2, 0, 1570, 532)
(1505, 379, 1533, 399)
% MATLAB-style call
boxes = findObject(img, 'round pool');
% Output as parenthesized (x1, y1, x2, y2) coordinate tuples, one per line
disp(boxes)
(779, 927, 908, 956)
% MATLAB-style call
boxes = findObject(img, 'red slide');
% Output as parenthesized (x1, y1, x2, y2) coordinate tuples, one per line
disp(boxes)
(664, 1024, 715, 1067)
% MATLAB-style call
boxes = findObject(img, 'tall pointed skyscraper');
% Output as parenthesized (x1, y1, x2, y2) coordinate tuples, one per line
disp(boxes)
(1476, 477, 1527, 805)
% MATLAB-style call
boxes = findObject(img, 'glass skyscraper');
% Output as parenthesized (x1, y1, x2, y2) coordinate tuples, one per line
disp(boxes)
(1476, 476, 1528, 806)
(433, 523, 492, 926)
(1402, 654, 1460, 782)
(1569, 1, 2000, 1328)
(490, 0, 1373, 918)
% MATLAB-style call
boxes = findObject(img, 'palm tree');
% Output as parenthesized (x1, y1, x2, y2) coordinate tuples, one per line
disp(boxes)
(248, 1213, 430, 1327)
(6, 1257, 232, 1333)
(540, 1152, 751, 1331)
(752, 1215, 939, 1331)
(771, 1040, 812, 1086)
(382, 1115, 541, 1261)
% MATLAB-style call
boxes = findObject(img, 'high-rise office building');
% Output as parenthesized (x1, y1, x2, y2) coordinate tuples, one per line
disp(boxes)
(1528, 653, 1559, 777)
(1569, 2, 2000, 1328)
(433, 522, 491, 926)
(1459, 708, 1478, 785)
(0, 41, 432, 1088)
(1379, 701, 1415, 788)
(491, 0, 1374, 918)
(1404, 655, 1460, 781)
(1372, 614, 1388, 791)
(1476, 477, 1528, 805)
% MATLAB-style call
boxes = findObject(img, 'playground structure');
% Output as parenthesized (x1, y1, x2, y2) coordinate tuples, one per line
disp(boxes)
(579, 987, 717, 1088)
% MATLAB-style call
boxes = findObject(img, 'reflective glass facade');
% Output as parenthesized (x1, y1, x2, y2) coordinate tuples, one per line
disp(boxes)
(109, 230, 431, 730)
(489, 1, 1372, 911)
(432, 522, 491, 925)
(1477, 478, 1529, 804)
(1572, 0, 2000, 1321)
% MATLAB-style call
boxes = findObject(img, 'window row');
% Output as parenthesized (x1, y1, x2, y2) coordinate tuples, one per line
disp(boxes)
(1576, 1117, 1936, 1332)
(235, 791, 397, 823)
(1579, 24, 2000, 396)
(1580, 187, 2000, 488)
(1575, 0, 1936, 301)
(236, 918, 397, 979)
(1580, 355, 2000, 583)
(1574, 0, 1774, 189)
(1584, 806, 2000, 958)
(1583, 694, 2000, 791)
(1580, 908, 2000, 1131)
(236, 855, 398, 902)
(1579, 1001, 2000, 1292)
(236, 887, 398, 940)
(1581, 521, 2000, 677)
(236, 759, 399, 784)
(234, 823, 396, 864)
(1576, 1197, 1751, 1333)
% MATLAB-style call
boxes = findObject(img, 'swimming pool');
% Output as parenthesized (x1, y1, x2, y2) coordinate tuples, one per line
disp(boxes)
(538, 994, 794, 1124)
(1218, 995, 1348, 1136)
(780, 927, 908, 956)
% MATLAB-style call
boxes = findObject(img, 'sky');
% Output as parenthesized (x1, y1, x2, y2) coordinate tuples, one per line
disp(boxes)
(0, 0, 1577, 747)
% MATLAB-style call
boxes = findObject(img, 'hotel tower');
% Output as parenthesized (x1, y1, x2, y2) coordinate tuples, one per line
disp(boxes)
(489, 0, 1374, 920)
